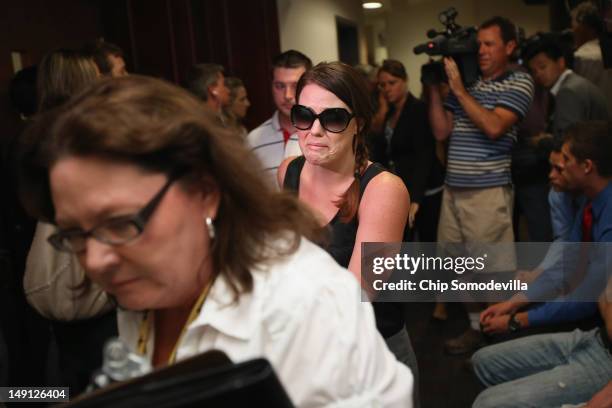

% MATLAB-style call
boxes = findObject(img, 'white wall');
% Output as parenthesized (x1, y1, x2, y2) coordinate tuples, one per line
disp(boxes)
(384, 0, 550, 96)
(364, 14, 389, 64)
(277, 0, 367, 64)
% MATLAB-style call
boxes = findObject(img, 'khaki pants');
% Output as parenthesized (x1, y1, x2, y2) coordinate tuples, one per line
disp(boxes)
(437, 185, 516, 273)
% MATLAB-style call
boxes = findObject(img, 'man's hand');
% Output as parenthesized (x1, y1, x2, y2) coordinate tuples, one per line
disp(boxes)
(426, 73, 454, 141)
(443, 57, 467, 97)
(586, 381, 612, 408)
(481, 314, 510, 334)
(408, 202, 420, 228)
(442, 57, 524, 140)
(480, 301, 518, 324)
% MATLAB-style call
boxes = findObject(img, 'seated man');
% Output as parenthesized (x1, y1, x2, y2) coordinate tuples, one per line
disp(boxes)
(480, 121, 611, 335)
(472, 270, 612, 407)
(515, 141, 583, 285)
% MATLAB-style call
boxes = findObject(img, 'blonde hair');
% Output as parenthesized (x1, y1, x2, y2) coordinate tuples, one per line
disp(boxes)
(37, 49, 99, 112)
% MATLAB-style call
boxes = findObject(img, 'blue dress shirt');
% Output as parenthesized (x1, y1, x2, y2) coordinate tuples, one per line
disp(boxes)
(527, 182, 612, 326)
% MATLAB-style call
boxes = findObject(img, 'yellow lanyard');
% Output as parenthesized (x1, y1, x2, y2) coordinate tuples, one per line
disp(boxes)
(136, 279, 214, 365)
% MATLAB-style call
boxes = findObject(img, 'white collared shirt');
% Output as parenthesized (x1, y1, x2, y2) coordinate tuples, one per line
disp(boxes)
(118, 238, 413, 408)
(550, 69, 573, 97)
(247, 111, 302, 189)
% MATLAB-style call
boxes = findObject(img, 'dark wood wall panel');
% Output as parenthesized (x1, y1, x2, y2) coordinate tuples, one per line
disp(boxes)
(170, 0, 197, 85)
(128, 0, 176, 80)
(99, 0, 281, 129)
(0, 1, 104, 145)
(191, 1, 231, 69)
(99, 0, 134, 73)
(220, 0, 281, 129)
(0, 0, 281, 141)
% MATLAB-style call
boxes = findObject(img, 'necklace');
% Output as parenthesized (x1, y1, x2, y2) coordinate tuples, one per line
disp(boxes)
(136, 279, 214, 365)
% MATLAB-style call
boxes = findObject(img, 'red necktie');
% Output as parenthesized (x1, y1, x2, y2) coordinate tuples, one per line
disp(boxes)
(564, 202, 593, 295)
(582, 202, 593, 242)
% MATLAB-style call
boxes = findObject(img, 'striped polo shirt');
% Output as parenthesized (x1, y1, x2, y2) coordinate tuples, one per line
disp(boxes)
(247, 110, 302, 188)
(444, 70, 534, 188)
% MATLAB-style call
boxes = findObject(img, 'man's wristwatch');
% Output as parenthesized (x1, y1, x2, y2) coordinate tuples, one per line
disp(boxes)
(508, 313, 521, 332)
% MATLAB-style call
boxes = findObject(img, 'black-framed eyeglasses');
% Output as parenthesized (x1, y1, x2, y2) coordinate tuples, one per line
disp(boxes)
(48, 173, 181, 253)
(291, 104, 355, 133)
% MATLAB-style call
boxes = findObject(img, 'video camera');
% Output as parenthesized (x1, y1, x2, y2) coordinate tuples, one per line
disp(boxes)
(413, 7, 479, 86)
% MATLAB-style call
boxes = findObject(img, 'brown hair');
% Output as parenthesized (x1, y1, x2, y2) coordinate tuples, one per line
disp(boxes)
(296, 61, 372, 222)
(479, 16, 517, 44)
(223, 76, 248, 134)
(563, 121, 612, 177)
(225, 76, 245, 102)
(379, 59, 408, 81)
(20, 75, 322, 298)
(571, 2, 604, 35)
(82, 39, 125, 76)
(186, 63, 224, 102)
(37, 49, 99, 113)
(272, 49, 312, 71)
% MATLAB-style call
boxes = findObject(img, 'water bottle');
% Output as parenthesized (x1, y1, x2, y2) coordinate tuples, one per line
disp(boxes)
(88, 338, 152, 390)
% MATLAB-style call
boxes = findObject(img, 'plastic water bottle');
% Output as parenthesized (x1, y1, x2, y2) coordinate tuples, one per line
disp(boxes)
(88, 338, 152, 390)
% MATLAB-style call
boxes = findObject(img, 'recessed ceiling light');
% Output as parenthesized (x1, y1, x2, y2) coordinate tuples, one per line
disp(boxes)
(362, 2, 383, 9)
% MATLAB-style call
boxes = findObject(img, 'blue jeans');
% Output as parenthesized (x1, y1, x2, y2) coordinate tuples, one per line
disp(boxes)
(472, 329, 612, 408)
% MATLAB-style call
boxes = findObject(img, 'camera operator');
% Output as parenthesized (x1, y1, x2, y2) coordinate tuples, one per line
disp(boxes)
(426, 16, 535, 355)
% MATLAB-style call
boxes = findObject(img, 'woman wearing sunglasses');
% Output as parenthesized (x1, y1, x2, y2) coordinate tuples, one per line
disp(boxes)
(19, 75, 413, 407)
(278, 62, 420, 407)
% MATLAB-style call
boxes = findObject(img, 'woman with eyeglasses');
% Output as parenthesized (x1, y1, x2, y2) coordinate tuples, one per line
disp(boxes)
(19, 75, 413, 407)
(278, 61, 420, 407)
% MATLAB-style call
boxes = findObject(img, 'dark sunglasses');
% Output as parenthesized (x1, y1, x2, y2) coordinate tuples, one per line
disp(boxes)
(291, 104, 355, 133)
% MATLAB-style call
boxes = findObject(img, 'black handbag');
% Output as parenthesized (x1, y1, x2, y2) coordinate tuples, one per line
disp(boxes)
(64, 350, 294, 408)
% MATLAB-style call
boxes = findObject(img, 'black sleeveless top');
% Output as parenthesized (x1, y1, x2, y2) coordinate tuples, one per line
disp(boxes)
(283, 156, 404, 337)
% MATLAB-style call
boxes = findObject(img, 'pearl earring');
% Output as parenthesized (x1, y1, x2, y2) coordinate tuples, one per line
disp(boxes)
(205, 217, 216, 240)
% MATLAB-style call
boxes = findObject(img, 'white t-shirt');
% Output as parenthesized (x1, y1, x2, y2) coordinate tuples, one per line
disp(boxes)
(118, 238, 413, 408)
